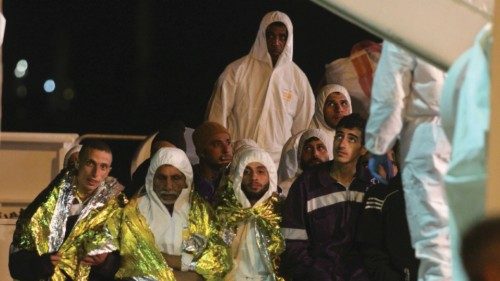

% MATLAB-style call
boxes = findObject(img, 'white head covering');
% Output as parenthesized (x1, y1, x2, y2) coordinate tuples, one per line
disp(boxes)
(230, 147, 277, 208)
(138, 147, 193, 255)
(226, 147, 278, 280)
(277, 129, 332, 195)
(63, 145, 82, 168)
(249, 11, 293, 68)
(311, 83, 352, 132)
(233, 139, 259, 156)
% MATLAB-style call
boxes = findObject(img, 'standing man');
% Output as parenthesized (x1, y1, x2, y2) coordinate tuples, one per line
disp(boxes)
(10, 141, 124, 280)
(281, 114, 369, 280)
(206, 11, 315, 165)
(365, 41, 452, 280)
(192, 121, 233, 205)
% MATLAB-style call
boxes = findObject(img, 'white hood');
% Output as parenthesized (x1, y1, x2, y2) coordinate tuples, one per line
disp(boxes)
(278, 128, 332, 195)
(230, 147, 277, 208)
(311, 83, 352, 132)
(249, 11, 293, 68)
(138, 147, 193, 255)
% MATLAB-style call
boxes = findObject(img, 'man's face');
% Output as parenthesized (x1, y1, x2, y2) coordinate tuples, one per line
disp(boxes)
(300, 137, 329, 170)
(266, 23, 288, 64)
(77, 149, 112, 193)
(241, 162, 270, 202)
(334, 127, 367, 165)
(202, 132, 233, 168)
(323, 92, 351, 128)
(153, 164, 187, 205)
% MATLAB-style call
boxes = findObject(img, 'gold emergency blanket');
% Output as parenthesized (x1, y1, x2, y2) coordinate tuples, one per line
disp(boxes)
(12, 170, 123, 280)
(112, 197, 175, 281)
(215, 180, 285, 281)
(185, 192, 232, 281)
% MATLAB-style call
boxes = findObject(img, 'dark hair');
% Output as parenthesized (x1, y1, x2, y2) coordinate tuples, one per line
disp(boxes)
(79, 140, 112, 164)
(151, 120, 186, 153)
(461, 217, 500, 281)
(336, 113, 366, 144)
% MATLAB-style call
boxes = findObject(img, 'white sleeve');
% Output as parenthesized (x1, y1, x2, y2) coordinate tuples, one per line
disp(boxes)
(365, 41, 414, 155)
(291, 76, 315, 136)
(205, 68, 236, 128)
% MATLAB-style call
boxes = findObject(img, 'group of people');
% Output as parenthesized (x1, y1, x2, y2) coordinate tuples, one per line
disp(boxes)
(9, 9, 490, 281)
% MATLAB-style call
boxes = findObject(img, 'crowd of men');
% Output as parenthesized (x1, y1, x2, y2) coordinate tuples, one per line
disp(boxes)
(9, 10, 492, 281)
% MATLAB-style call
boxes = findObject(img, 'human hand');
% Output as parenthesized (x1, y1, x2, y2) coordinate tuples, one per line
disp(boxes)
(81, 252, 109, 266)
(368, 154, 391, 185)
(50, 252, 61, 266)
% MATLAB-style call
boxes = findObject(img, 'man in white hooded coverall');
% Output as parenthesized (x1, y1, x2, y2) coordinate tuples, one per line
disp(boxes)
(206, 11, 315, 165)
(365, 41, 452, 280)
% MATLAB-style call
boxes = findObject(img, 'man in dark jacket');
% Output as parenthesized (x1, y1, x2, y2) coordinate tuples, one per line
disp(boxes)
(281, 114, 369, 280)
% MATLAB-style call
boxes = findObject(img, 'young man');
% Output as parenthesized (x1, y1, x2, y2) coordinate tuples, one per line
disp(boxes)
(309, 83, 353, 154)
(216, 147, 284, 281)
(192, 121, 233, 205)
(281, 113, 369, 280)
(278, 128, 332, 196)
(10, 141, 124, 280)
(206, 11, 315, 165)
(137, 147, 231, 281)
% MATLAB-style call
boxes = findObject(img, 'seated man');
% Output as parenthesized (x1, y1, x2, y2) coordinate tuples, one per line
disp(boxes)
(356, 147, 419, 281)
(192, 121, 233, 205)
(281, 113, 369, 280)
(10, 141, 125, 280)
(278, 128, 332, 196)
(216, 147, 284, 281)
(137, 147, 231, 281)
(309, 83, 352, 152)
(127, 120, 187, 198)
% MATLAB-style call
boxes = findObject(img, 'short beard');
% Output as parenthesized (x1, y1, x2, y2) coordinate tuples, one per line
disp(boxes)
(242, 183, 270, 203)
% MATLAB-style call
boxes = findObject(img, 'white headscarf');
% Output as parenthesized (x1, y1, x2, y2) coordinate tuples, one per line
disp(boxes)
(311, 83, 352, 132)
(230, 148, 277, 208)
(227, 147, 278, 280)
(277, 129, 332, 196)
(233, 139, 259, 156)
(249, 11, 293, 68)
(138, 147, 193, 255)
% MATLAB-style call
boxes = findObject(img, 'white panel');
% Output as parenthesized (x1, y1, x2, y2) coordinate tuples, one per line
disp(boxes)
(312, 0, 492, 69)
(0, 132, 78, 204)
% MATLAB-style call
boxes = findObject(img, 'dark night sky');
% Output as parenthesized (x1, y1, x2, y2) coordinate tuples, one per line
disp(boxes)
(2, 0, 379, 135)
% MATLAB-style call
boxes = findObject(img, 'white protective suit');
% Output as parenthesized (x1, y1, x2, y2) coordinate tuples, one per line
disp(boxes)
(277, 128, 332, 196)
(226, 147, 278, 281)
(440, 23, 492, 281)
(206, 11, 315, 165)
(309, 83, 352, 152)
(138, 147, 193, 261)
(365, 41, 452, 281)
